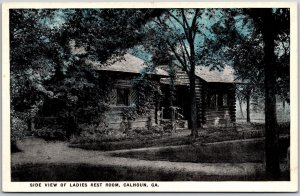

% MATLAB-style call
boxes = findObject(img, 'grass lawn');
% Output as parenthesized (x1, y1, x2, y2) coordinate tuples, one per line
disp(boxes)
(11, 122, 290, 181)
(11, 136, 290, 182)
(110, 137, 289, 164)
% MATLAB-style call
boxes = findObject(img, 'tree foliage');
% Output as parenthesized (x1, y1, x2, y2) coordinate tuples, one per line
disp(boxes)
(212, 8, 290, 178)
(10, 9, 164, 140)
(209, 9, 290, 127)
(213, 9, 290, 102)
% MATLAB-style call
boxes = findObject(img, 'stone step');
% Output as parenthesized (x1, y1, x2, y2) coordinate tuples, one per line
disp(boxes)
(206, 108, 230, 112)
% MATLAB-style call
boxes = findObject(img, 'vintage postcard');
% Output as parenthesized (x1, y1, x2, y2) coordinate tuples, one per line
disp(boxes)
(2, 2, 298, 192)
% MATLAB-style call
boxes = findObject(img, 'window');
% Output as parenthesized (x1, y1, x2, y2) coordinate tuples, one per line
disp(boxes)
(117, 88, 129, 106)
(208, 94, 217, 108)
(208, 93, 228, 108)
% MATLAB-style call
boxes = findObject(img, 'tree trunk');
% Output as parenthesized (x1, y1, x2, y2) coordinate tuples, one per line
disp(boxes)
(238, 96, 244, 118)
(170, 85, 175, 131)
(246, 94, 251, 123)
(188, 33, 198, 138)
(27, 118, 32, 132)
(189, 70, 198, 137)
(262, 9, 280, 179)
(66, 111, 77, 139)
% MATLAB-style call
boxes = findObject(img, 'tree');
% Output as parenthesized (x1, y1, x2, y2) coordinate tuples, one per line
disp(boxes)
(64, 9, 165, 64)
(212, 8, 290, 178)
(10, 9, 165, 141)
(223, 28, 265, 123)
(142, 9, 225, 137)
(239, 8, 289, 178)
(10, 9, 61, 143)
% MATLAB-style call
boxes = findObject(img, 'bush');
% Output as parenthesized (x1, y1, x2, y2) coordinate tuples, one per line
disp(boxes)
(70, 124, 127, 144)
(70, 123, 167, 144)
(11, 110, 31, 152)
(160, 120, 176, 133)
(32, 126, 66, 141)
(11, 115, 28, 142)
(149, 125, 164, 134)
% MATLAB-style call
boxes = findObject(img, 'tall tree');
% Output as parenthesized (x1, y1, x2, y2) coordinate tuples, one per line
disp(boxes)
(220, 28, 265, 123)
(143, 9, 224, 137)
(10, 9, 61, 142)
(243, 8, 290, 178)
(212, 8, 290, 178)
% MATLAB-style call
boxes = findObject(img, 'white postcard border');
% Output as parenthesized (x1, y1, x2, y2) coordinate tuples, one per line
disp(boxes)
(2, 2, 298, 192)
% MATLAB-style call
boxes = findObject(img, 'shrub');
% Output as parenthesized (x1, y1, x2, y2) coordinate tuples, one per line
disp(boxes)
(70, 123, 167, 144)
(11, 114, 28, 142)
(11, 115, 28, 152)
(70, 125, 128, 144)
(32, 126, 66, 141)
(149, 125, 164, 134)
(129, 125, 164, 137)
(160, 120, 176, 133)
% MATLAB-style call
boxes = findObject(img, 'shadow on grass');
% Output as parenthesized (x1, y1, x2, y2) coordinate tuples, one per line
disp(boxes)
(11, 163, 290, 181)
(69, 135, 193, 151)
(110, 137, 289, 164)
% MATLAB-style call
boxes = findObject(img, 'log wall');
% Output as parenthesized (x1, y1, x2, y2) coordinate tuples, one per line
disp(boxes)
(228, 84, 236, 124)
(104, 106, 156, 129)
(195, 78, 204, 127)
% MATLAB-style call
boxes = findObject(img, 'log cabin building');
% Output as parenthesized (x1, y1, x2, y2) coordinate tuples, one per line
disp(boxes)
(91, 54, 238, 129)
(160, 65, 237, 128)
(89, 53, 168, 129)
(34, 53, 168, 134)
(34, 42, 238, 140)
(70, 41, 238, 129)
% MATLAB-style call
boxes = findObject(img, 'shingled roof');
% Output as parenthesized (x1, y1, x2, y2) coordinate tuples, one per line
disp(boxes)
(195, 65, 236, 83)
(160, 64, 238, 85)
(87, 53, 168, 76)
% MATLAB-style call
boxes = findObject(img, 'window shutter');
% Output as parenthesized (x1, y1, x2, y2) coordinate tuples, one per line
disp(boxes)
(130, 89, 138, 105)
(109, 89, 117, 105)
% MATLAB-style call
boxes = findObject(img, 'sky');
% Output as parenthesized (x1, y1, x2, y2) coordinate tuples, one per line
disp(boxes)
(130, 9, 254, 66)
(39, 8, 254, 66)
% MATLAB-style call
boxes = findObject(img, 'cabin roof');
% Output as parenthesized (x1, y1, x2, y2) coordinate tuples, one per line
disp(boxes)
(195, 65, 236, 83)
(88, 53, 168, 76)
(160, 64, 239, 85)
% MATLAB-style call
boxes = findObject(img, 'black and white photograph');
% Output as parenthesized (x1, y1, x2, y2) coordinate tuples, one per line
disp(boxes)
(2, 2, 298, 192)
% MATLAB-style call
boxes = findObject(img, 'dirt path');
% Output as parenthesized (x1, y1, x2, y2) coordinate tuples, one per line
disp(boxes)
(11, 138, 273, 178)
